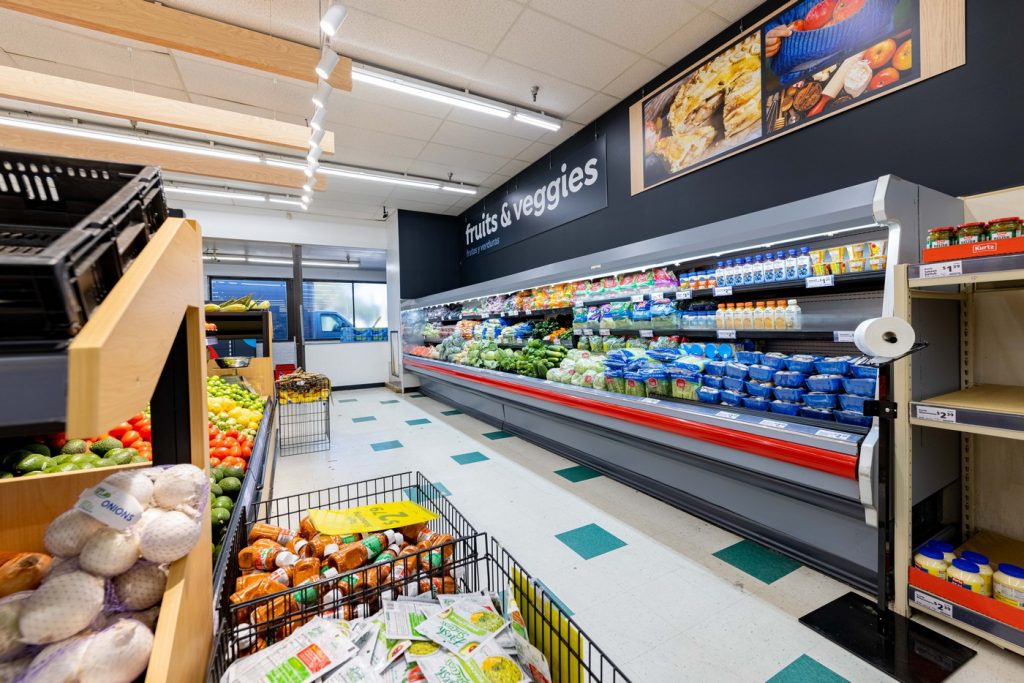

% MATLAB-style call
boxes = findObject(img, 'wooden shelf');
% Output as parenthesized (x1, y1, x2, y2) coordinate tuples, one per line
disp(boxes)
(910, 384, 1024, 440)
(909, 252, 1024, 288)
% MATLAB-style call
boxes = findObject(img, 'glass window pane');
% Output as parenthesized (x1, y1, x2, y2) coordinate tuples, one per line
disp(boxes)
(209, 278, 288, 341)
(354, 283, 388, 328)
(302, 281, 353, 340)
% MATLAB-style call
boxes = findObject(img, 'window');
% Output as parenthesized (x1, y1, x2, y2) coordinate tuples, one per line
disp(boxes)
(354, 283, 388, 328)
(209, 278, 288, 341)
(301, 281, 387, 342)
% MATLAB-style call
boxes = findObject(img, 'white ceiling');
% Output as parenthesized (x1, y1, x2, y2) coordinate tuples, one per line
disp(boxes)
(0, 0, 759, 222)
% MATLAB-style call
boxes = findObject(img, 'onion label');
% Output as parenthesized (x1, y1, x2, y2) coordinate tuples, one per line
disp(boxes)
(76, 484, 144, 530)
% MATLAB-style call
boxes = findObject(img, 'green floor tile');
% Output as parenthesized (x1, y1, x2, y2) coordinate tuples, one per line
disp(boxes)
(441, 409, 463, 416)
(352, 416, 376, 423)
(713, 539, 801, 584)
(555, 524, 626, 560)
(452, 451, 489, 465)
(408, 393, 426, 398)
(371, 440, 402, 452)
(404, 482, 451, 502)
(554, 465, 602, 482)
(380, 399, 400, 404)
(336, 398, 358, 403)
(767, 655, 848, 683)
(483, 430, 514, 440)
(406, 418, 431, 425)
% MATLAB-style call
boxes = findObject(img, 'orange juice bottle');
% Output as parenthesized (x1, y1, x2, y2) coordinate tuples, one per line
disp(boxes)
(248, 522, 297, 546)
(327, 530, 402, 572)
(240, 539, 299, 571)
(406, 575, 455, 597)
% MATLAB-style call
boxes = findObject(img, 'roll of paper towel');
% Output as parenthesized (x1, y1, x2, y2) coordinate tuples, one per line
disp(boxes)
(854, 317, 915, 360)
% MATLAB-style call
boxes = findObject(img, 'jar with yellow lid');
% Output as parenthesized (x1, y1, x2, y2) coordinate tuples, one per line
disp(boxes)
(947, 558, 986, 594)
(994, 563, 1024, 609)
(956, 222, 987, 244)
(960, 551, 993, 596)
(927, 227, 957, 249)
(987, 217, 1021, 241)
(914, 547, 948, 580)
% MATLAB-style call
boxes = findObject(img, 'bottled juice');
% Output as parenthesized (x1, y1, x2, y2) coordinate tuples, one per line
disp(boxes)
(239, 539, 300, 572)
(785, 249, 798, 281)
(753, 255, 765, 284)
(724, 303, 735, 329)
(724, 259, 735, 286)
(797, 246, 811, 279)
(741, 257, 754, 285)
(753, 302, 765, 329)
(327, 530, 402, 572)
(715, 261, 726, 285)
(292, 557, 321, 586)
(740, 302, 754, 329)
(249, 522, 297, 546)
(763, 301, 775, 329)
(406, 575, 456, 597)
(785, 299, 802, 330)
(715, 304, 726, 330)
(764, 253, 775, 283)
(774, 251, 786, 281)
(773, 300, 787, 330)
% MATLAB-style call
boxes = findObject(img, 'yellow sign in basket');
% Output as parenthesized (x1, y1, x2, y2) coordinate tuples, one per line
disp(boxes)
(307, 501, 439, 536)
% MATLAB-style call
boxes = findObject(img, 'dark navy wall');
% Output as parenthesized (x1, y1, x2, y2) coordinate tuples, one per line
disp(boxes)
(397, 209, 461, 299)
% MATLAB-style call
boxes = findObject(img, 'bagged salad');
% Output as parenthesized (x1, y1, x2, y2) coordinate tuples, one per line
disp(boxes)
(650, 299, 677, 328)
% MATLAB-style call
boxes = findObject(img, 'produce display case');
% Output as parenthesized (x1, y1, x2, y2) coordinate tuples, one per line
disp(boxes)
(206, 309, 275, 395)
(400, 176, 964, 592)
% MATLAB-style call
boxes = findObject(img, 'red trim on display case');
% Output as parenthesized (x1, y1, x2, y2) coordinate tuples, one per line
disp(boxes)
(405, 357, 857, 480)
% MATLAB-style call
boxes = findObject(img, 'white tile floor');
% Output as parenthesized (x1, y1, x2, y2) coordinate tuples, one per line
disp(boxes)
(271, 388, 1022, 682)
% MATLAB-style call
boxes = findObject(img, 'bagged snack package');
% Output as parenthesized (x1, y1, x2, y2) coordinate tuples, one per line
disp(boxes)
(415, 595, 508, 655)
(323, 656, 382, 683)
(634, 270, 655, 290)
(220, 617, 358, 683)
(411, 638, 527, 683)
(652, 268, 679, 289)
(383, 599, 442, 641)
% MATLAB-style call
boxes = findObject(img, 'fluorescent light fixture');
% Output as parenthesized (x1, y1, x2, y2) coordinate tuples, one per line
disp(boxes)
(315, 48, 340, 79)
(312, 80, 332, 108)
(202, 254, 246, 262)
(514, 111, 561, 132)
(0, 115, 260, 163)
(247, 257, 293, 265)
(442, 185, 477, 195)
(268, 197, 306, 208)
(319, 165, 439, 189)
(352, 65, 510, 119)
(310, 109, 326, 132)
(165, 186, 266, 202)
(266, 157, 305, 170)
(320, 3, 348, 36)
(303, 259, 360, 268)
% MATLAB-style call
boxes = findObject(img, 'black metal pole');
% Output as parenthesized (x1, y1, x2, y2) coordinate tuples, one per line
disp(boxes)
(291, 244, 304, 369)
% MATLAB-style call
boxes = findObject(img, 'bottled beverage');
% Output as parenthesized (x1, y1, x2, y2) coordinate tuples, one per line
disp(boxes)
(696, 271, 708, 290)
(707, 271, 717, 288)
(239, 539, 299, 572)
(406, 575, 457, 597)
(327, 530, 403, 572)
(763, 301, 775, 328)
(724, 303, 735, 329)
(753, 301, 765, 329)
(785, 249, 798, 281)
(715, 261, 726, 286)
(774, 251, 786, 281)
(764, 253, 775, 283)
(724, 259, 735, 286)
(688, 271, 699, 289)
(740, 257, 752, 285)
(739, 302, 753, 329)
(797, 246, 811, 279)
(753, 254, 765, 284)
(785, 299, 802, 330)
(773, 300, 787, 330)
(716, 304, 726, 329)
(249, 522, 298, 546)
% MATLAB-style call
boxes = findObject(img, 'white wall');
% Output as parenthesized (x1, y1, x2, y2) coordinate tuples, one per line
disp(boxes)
(305, 342, 390, 387)
(203, 262, 386, 282)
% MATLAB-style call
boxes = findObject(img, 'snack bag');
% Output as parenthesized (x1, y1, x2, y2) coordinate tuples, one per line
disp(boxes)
(634, 270, 655, 290)
(415, 596, 507, 655)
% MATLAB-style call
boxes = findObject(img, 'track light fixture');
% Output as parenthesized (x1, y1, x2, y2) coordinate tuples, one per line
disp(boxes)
(320, 4, 348, 37)
(312, 80, 332, 108)
(315, 48, 340, 79)
(310, 109, 326, 132)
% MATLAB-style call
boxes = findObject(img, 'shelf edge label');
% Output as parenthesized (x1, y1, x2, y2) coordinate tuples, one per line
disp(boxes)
(912, 591, 953, 618)
(805, 275, 834, 288)
(715, 410, 740, 420)
(639, 329, 654, 338)
(582, 328, 593, 335)
(833, 331, 855, 343)
(717, 329, 737, 340)
(676, 290, 693, 300)
(919, 261, 963, 279)
(916, 405, 957, 423)
(759, 418, 790, 429)
(598, 329, 610, 336)
(815, 429, 852, 441)
(713, 286, 733, 297)
(630, 294, 645, 303)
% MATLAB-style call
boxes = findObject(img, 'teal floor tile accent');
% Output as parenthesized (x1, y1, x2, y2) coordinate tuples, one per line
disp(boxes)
(555, 524, 626, 560)
(554, 465, 602, 483)
(452, 451, 489, 465)
(352, 416, 376, 423)
(371, 440, 403, 452)
(336, 398, 358, 403)
(535, 579, 573, 616)
(380, 399, 400, 404)
(406, 418, 431, 425)
(408, 393, 426, 398)
(713, 539, 801, 584)
(483, 430, 514, 440)
(404, 482, 451, 502)
(433, 482, 452, 496)
(767, 655, 849, 683)
(441, 409, 463, 416)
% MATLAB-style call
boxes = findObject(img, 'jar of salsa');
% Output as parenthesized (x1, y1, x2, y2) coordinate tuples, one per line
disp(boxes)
(927, 227, 956, 249)
(956, 222, 987, 244)
(987, 217, 1021, 241)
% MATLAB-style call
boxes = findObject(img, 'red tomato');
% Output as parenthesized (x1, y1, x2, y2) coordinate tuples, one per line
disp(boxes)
(214, 446, 231, 458)
(210, 457, 221, 467)
(830, 0, 865, 24)
(128, 413, 146, 426)
(868, 67, 900, 91)
(145, 452, 153, 462)
(222, 456, 246, 471)
(108, 422, 133, 439)
(225, 430, 239, 440)
(138, 424, 152, 441)
(228, 445, 240, 458)
(121, 430, 141, 446)
(242, 445, 252, 458)
(208, 424, 220, 438)
(223, 437, 238, 448)
(802, 0, 835, 30)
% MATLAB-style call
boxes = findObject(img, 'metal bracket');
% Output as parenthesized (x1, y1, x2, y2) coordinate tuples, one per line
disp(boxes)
(864, 400, 897, 420)
(857, 340, 930, 367)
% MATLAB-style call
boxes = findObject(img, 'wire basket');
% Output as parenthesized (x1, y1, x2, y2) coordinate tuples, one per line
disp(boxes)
(277, 398, 330, 456)
(209, 533, 631, 682)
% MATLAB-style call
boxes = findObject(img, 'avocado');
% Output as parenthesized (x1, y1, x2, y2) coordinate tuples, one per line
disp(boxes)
(93, 458, 115, 468)
(56, 463, 79, 472)
(90, 437, 123, 455)
(210, 466, 225, 482)
(2, 450, 31, 472)
(21, 470, 43, 476)
(16, 453, 51, 473)
(218, 476, 241, 496)
(129, 455, 149, 464)
(52, 454, 75, 465)
(23, 444, 51, 457)
(213, 495, 234, 510)
(69, 453, 99, 465)
(107, 449, 136, 465)
(60, 439, 88, 455)
(222, 466, 245, 480)
(0, 472, 12, 479)
(210, 483, 223, 497)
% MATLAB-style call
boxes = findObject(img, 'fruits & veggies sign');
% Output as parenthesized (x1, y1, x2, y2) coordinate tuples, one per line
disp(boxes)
(630, 0, 965, 194)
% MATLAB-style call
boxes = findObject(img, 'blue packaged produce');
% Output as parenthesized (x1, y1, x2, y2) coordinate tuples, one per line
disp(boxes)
(743, 396, 770, 411)
(683, 343, 704, 357)
(697, 386, 721, 404)
(814, 357, 852, 375)
(667, 366, 701, 400)
(748, 364, 776, 382)
(838, 393, 868, 414)
(836, 410, 873, 428)
(761, 352, 789, 370)
(849, 364, 879, 379)
(806, 374, 844, 393)
(725, 362, 749, 380)
(803, 392, 837, 409)
(736, 350, 763, 365)
(745, 381, 774, 398)
(722, 376, 747, 392)
(604, 367, 625, 394)
(773, 371, 806, 387)
(773, 386, 805, 402)
(785, 355, 820, 373)
(721, 390, 745, 407)
(706, 361, 727, 377)
(623, 370, 646, 397)
(675, 356, 707, 373)
(843, 377, 877, 397)
(587, 305, 602, 325)
(702, 375, 724, 389)
(639, 364, 670, 397)
(770, 400, 802, 416)
(650, 299, 677, 328)
(801, 406, 834, 421)
(631, 300, 652, 326)
(573, 307, 587, 324)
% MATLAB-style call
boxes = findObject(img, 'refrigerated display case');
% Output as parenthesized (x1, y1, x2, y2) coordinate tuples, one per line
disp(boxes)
(399, 176, 964, 592)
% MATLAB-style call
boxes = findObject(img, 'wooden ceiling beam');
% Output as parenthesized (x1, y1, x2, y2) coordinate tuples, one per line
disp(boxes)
(0, 66, 334, 153)
(0, 0, 352, 90)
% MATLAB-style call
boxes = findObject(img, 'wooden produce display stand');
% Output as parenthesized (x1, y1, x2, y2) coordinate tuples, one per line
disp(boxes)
(0, 217, 213, 683)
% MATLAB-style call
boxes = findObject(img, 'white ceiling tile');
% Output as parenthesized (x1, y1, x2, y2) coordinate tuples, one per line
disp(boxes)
(529, 0, 699, 56)
(709, 0, 762, 23)
(188, 94, 278, 120)
(390, 197, 461, 214)
(430, 121, 534, 159)
(484, 172, 512, 187)
(494, 9, 636, 90)
(326, 97, 443, 142)
(515, 141, 555, 163)
(321, 148, 416, 176)
(568, 92, 619, 125)
(131, 82, 191, 102)
(498, 158, 530, 177)
(687, 0, 717, 7)
(443, 108, 544, 142)
(341, 0, 524, 53)
(404, 160, 491, 186)
(9, 56, 133, 90)
(468, 57, 595, 117)
(266, 1, 322, 47)
(0, 49, 14, 67)
(646, 11, 730, 67)
(161, 0, 274, 34)
(387, 186, 458, 207)
(416, 143, 509, 175)
(329, 124, 428, 159)
(600, 58, 666, 99)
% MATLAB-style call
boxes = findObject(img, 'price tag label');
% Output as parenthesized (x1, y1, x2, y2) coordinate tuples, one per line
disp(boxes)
(542, 380, 554, 384)
(913, 591, 953, 618)
(308, 502, 438, 536)
(524, 308, 532, 315)
(919, 261, 963, 279)
(650, 290, 663, 300)
(806, 275, 835, 288)
(715, 410, 740, 420)
(641, 397, 660, 405)
(582, 328, 593, 336)
(599, 329, 611, 336)
(833, 331, 855, 343)
(759, 418, 790, 429)
(640, 329, 654, 338)
(713, 286, 733, 297)
(815, 429, 853, 440)
(717, 329, 737, 340)
(916, 405, 957, 423)
(630, 294, 645, 303)
(676, 290, 693, 300)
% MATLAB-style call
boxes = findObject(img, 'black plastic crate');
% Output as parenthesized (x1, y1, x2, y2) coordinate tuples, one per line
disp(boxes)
(0, 151, 166, 349)
(209, 534, 631, 682)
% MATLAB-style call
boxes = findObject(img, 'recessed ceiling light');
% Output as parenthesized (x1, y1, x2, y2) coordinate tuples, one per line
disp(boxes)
(319, 166, 439, 189)
(320, 4, 348, 37)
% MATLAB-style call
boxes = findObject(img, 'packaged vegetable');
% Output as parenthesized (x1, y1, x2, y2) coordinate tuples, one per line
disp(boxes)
(668, 367, 701, 400)
(589, 336, 603, 353)
(19, 570, 105, 644)
(600, 276, 617, 292)
(639, 364, 669, 397)
(593, 372, 606, 391)
(574, 281, 591, 299)
(653, 268, 679, 288)
(623, 371, 646, 397)
(634, 270, 655, 290)
(649, 299, 677, 328)
(617, 273, 637, 290)
(0, 592, 31, 663)
(604, 369, 625, 394)
(630, 300, 651, 326)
